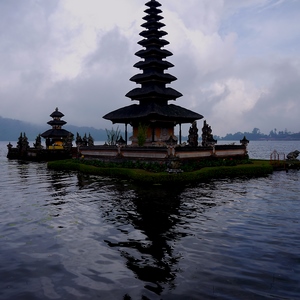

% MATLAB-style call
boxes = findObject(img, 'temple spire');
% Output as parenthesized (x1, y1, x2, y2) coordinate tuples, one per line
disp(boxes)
(126, 0, 182, 104)
(103, 0, 203, 146)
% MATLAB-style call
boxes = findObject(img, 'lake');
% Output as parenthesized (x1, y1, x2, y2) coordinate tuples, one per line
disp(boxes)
(0, 140, 299, 299)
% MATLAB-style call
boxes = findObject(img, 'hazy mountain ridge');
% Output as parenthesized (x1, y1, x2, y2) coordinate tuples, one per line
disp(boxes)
(0, 116, 109, 141)
(1, 116, 299, 142)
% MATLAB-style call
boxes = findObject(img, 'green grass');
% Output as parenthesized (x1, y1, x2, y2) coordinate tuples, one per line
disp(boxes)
(47, 159, 273, 184)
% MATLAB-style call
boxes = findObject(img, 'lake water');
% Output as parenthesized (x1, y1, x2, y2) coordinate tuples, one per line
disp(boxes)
(0, 141, 299, 299)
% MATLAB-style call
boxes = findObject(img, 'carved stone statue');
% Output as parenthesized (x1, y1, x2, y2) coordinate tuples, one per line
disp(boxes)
(34, 134, 43, 149)
(17, 132, 23, 150)
(188, 121, 199, 147)
(116, 135, 126, 145)
(63, 132, 74, 150)
(286, 150, 300, 160)
(17, 132, 29, 152)
(7, 142, 13, 150)
(75, 132, 82, 146)
(23, 133, 29, 150)
(201, 120, 217, 147)
(88, 133, 94, 147)
(240, 136, 249, 146)
(76, 132, 93, 147)
(82, 133, 88, 146)
(166, 135, 177, 146)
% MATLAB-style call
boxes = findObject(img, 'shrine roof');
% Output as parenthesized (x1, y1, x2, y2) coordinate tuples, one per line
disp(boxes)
(41, 128, 72, 139)
(126, 86, 182, 101)
(103, 103, 203, 124)
(50, 107, 64, 118)
(47, 120, 67, 126)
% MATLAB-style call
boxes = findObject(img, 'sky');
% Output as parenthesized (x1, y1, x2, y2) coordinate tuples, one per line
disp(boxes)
(1, 0, 299, 137)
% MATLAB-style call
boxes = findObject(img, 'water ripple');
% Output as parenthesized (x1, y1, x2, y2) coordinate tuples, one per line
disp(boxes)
(0, 142, 300, 299)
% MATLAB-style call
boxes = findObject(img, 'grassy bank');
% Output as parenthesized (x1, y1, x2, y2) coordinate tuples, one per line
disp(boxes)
(47, 159, 273, 184)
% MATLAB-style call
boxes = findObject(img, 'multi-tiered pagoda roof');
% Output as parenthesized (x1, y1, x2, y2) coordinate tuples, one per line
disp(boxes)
(41, 107, 72, 139)
(103, 0, 203, 125)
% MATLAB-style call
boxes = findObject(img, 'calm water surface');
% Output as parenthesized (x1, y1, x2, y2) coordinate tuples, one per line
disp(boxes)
(0, 141, 299, 299)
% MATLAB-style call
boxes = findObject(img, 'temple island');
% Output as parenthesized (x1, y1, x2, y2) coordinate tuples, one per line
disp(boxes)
(7, 0, 249, 166)
(7, 108, 75, 161)
(80, 0, 249, 162)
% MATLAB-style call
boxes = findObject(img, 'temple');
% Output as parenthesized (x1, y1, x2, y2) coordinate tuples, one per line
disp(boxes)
(7, 0, 249, 163)
(41, 107, 73, 149)
(72, 0, 247, 162)
(7, 108, 74, 161)
(103, 0, 203, 146)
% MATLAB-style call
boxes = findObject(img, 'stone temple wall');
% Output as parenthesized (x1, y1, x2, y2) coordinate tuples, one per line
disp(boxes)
(78, 144, 248, 162)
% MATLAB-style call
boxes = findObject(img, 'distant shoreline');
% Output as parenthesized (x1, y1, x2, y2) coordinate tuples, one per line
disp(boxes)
(2, 138, 300, 143)
(219, 138, 300, 142)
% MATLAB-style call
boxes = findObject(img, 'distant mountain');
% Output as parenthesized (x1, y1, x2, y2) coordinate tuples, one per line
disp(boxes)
(0, 116, 43, 141)
(0, 116, 111, 141)
(2, 116, 299, 142)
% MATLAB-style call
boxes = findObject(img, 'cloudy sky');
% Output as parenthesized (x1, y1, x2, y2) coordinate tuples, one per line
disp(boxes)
(1, 0, 299, 136)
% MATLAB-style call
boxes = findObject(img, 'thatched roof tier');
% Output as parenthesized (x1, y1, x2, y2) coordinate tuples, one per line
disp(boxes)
(134, 59, 173, 70)
(145, 0, 161, 8)
(130, 72, 177, 84)
(41, 129, 71, 139)
(143, 14, 163, 21)
(126, 86, 182, 101)
(50, 108, 64, 118)
(138, 37, 169, 47)
(47, 119, 67, 126)
(144, 7, 162, 15)
(141, 20, 165, 29)
(103, 103, 203, 124)
(135, 48, 172, 59)
(139, 29, 167, 38)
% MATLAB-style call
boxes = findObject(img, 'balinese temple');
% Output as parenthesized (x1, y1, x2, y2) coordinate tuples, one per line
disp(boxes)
(103, 0, 203, 146)
(41, 107, 73, 149)
(7, 107, 74, 160)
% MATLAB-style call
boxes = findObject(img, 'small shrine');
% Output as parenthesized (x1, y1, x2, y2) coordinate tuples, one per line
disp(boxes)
(7, 108, 74, 161)
(41, 107, 73, 150)
(103, 0, 203, 146)
(201, 120, 217, 147)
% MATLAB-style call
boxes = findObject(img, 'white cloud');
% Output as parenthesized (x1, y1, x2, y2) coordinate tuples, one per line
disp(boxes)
(0, 0, 300, 137)
(164, 0, 223, 34)
(207, 79, 262, 135)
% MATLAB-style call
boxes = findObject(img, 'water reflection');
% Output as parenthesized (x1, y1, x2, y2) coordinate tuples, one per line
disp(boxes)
(39, 171, 70, 222)
(48, 171, 71, 197)
(1, 140, 300, 299)
(74, 177, 220, 296)
(105, 185, 183, 294)
(16, 160, 30, 183)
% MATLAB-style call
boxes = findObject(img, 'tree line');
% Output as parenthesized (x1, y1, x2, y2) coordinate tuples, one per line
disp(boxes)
(215, 127, 300, 141)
